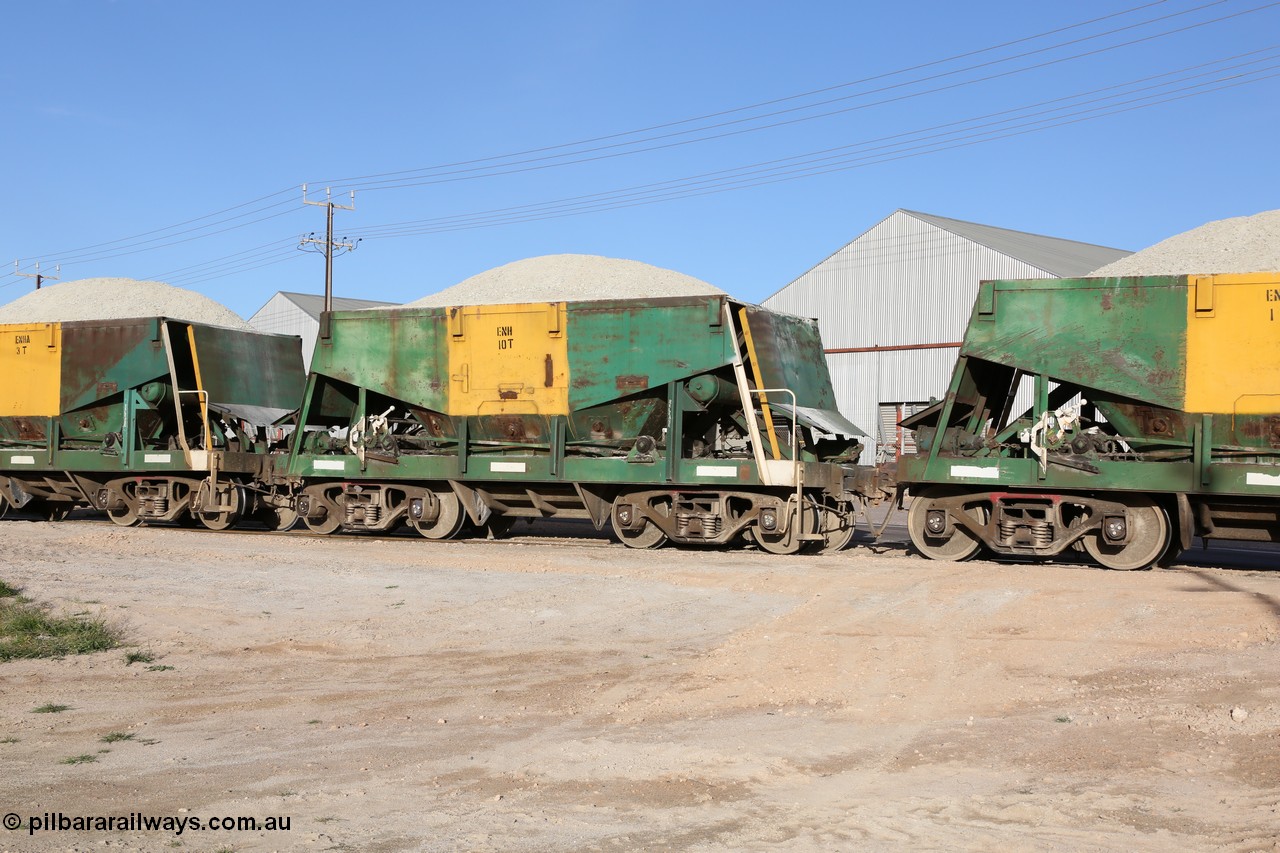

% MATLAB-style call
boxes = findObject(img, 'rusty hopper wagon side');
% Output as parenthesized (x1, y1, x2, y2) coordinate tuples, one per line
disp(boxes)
(0, 317, 305, 529)
(285, 295, 887, 552)
(899, 272, 1280, 570)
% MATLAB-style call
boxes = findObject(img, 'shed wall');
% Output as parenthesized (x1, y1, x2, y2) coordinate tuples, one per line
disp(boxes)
(765, 211, 1055, 348)
(767, 211, 1061, 464)
(248, 294, 321, 370)
(828, 348, 962, 464)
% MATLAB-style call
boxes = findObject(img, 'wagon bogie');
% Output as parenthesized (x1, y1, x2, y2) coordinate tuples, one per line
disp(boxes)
(901, 272, 1280, 570)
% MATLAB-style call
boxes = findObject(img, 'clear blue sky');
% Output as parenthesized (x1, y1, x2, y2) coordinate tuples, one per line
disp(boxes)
(3, 0, 1278, 318)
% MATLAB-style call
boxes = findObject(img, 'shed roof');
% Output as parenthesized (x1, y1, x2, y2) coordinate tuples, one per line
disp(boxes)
(899, 210, 1130, 277)
(275, 291, 398, 320)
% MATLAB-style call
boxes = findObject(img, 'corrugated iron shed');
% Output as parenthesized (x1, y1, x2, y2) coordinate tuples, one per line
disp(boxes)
(249, 291, 398, 370)
(764, 209, 1131, 463)
(900, 210, 1131, 278)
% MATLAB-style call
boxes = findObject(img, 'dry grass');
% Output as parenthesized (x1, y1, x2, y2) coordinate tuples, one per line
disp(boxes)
(0, 580, 122, 661)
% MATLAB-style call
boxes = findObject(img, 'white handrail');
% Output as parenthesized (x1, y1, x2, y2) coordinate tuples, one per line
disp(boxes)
(750, 387, 802, 518)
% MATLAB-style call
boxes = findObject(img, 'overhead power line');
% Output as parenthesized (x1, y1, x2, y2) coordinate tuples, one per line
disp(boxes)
(156, 243, 302, 286)
(318, 0, 1280, 195)
(2, 0, 1244, 282)
(11, 188, 298, 272)
(313, 0, 1186, 188)
(5, 0, 1274, 289)
(144, 237, 300, 281)
(340, 49, 1280, 238)
(72, 39, 1280, 290)
(167, 249, 307, 288)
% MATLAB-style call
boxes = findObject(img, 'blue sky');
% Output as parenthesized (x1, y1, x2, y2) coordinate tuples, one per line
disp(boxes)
(3, 0, 1278, 318)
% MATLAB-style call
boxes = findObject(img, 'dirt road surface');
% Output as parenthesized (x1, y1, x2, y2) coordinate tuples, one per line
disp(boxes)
(1, 516, 1277, 852)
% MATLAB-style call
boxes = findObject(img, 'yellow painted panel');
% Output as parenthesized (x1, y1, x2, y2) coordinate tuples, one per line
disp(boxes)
(446, 303, 570, 416)
(0, 323, 61, 417)
(1185, 273, 1280, 414)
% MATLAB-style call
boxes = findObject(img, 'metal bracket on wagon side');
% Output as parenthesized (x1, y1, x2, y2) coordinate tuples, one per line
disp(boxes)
(448, 480, 492, 526)
(0, 477, 32, 509)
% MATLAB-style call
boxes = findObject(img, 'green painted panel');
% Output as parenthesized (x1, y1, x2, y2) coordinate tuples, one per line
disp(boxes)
(566, 298, 732, 410)
(1210, 462, 1280, 495)
(311, 309, 449, 413)
(561, 456, 665, 483)
(59, 319, 169, 412)
(743, 306, 841, 411)
(191, 324, 305, 410)
(901, 454, 1199, 494)
(962, 276, 1189, 410)
(1, 447, 211, 475)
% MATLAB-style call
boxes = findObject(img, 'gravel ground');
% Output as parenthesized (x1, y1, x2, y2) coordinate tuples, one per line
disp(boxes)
(1090, 209, 1280, 276)
(0, 278, 253, 330)
(404, 254, 725, 307)
(0, 516, 1277, 852)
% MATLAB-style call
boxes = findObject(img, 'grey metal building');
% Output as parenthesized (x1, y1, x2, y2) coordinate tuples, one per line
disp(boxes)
(248, 291, 398, 370)
(763, 209, 1130, 464)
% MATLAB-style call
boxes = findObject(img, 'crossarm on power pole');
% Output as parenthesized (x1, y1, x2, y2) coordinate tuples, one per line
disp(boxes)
(13, 260, 59, 291)
(300, 184, 359, 312)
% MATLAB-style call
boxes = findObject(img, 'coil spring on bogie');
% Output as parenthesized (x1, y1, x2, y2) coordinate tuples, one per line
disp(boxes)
(676, 513, 722, 539)
(346, 501, 380, 526)
(142, 497, 167, 517)
(999, 519, 1053, 548)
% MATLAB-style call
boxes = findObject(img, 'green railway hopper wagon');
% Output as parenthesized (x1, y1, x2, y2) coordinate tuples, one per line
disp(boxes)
(899, 272, 1280, 570)
(0, 318, 305, 529)
(285, 296, 889, 552)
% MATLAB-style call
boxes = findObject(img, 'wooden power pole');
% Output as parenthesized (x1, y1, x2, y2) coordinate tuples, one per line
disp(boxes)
(300, 185, 358, 312)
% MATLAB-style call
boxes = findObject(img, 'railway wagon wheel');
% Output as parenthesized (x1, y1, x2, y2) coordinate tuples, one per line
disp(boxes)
(174, 510, 202, 528)
(302, 492, 343, 535)
(611, 497, 667, 549)
(755, 526, 801, 555)
(194, 480, 246, 531)
(0, 493, 8, 520)
(755, 499, 821, 555)
(303, 512, 342, 535)
(105, 484, 142, 528)
(1082, 495, 1169, 571)
(255, 503, 300, 532)
(409, 491, 467, 540)
(907, 488, 986, 561)
(107, 505, 141, 527)
(805, 499, 856, 554)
